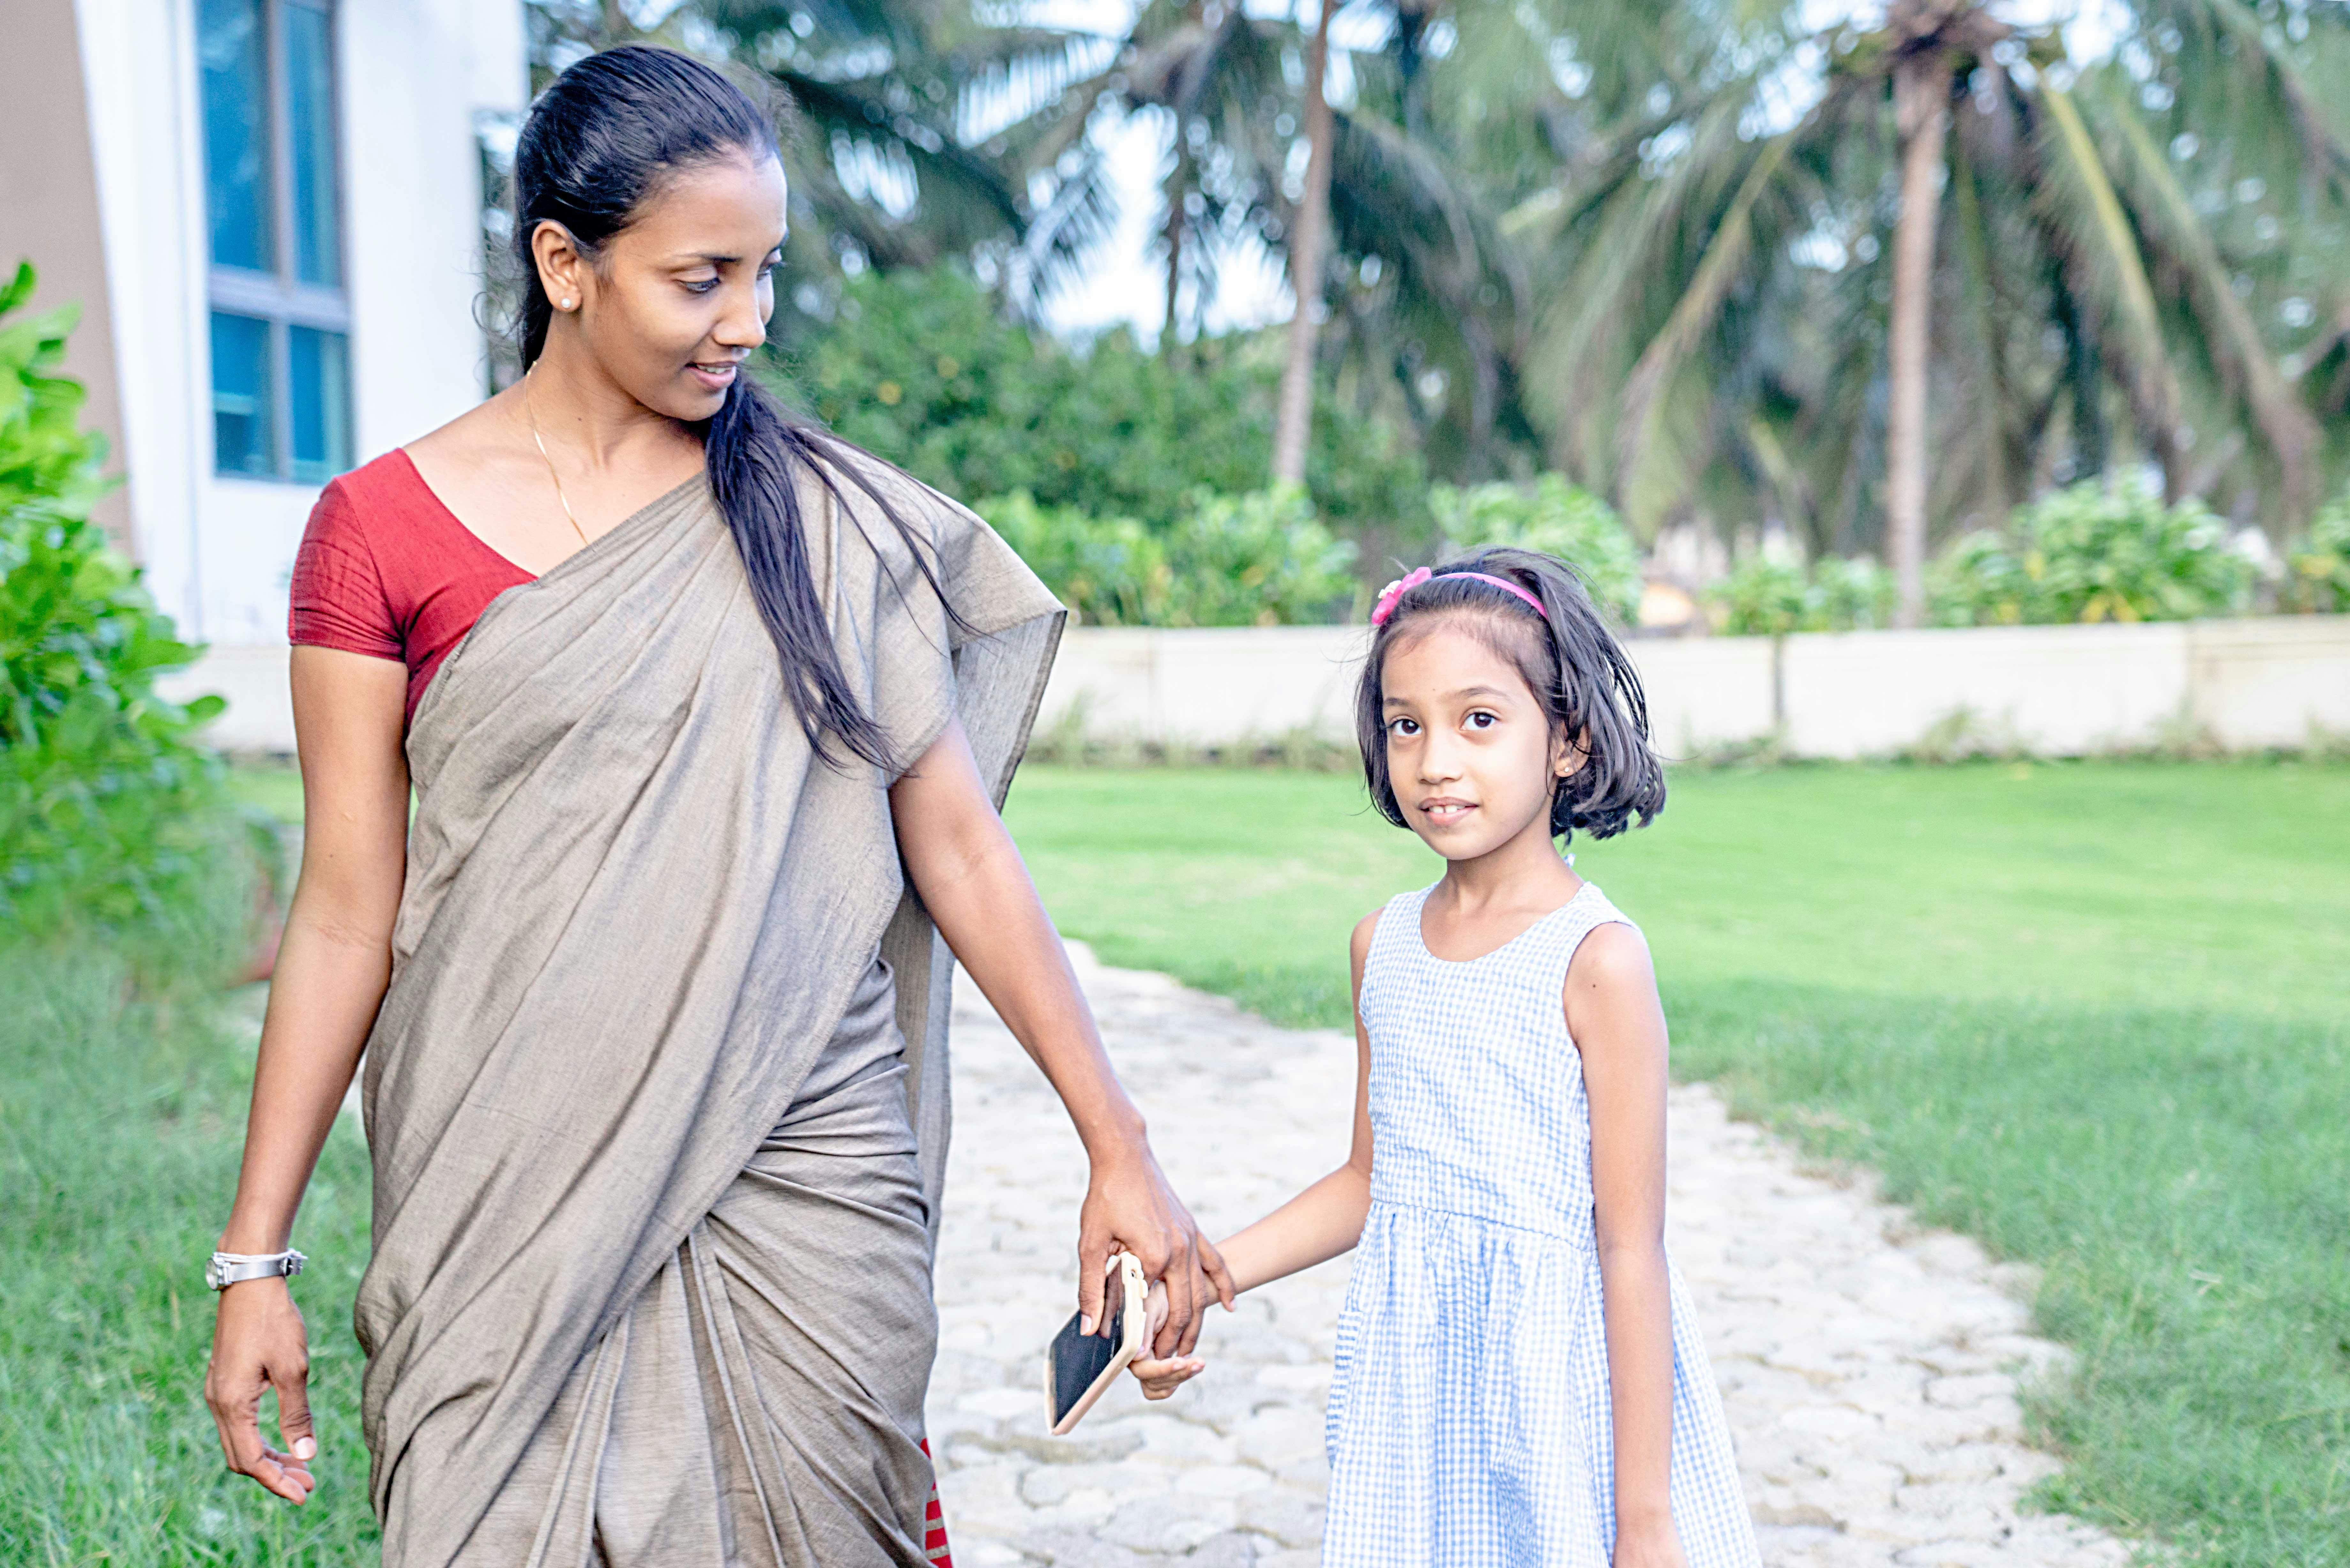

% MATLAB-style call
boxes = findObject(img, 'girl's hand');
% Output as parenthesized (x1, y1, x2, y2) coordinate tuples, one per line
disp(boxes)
(1611, 1513, 1688, 1568)
(1128, 1280, 1207, 1399)
(205, 1279, 318, 1503)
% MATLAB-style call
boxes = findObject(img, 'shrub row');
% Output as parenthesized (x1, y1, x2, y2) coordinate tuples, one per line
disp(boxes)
(1711, 475, 2350, 636)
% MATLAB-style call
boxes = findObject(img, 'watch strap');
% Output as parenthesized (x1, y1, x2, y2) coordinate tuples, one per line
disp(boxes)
(207, 1249, 307, 1291)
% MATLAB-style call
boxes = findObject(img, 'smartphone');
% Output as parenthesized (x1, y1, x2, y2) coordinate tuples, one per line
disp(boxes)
(1043, 1251, 1147, 1435)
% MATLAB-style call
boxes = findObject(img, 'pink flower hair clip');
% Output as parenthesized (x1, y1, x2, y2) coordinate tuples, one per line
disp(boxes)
(1370, 568, 1433, 626)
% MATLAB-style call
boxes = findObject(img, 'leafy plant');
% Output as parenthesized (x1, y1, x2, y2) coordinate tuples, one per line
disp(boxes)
(1429, 474, 1643, 625)
(979, 484, 1355, 628)
(1931, 476, 2255, 628)
(1706, 552, 1816, 637)
(2283, 490, 2350, 614)
(978, 492, 1171, 627)
(789, 267, 1429, 552)
(1705, 545, 1898, 637)
(0, 261, 251, 943)
(1162, 486, 1357, 628)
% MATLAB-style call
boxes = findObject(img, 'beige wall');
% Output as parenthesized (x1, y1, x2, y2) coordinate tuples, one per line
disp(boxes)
(0, 0, 132, 544)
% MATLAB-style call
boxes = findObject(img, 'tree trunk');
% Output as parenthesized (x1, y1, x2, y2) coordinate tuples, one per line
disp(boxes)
(1161, 143, 1188, 358)
(1886, 55, 1946, 627)
(1270, 0, 1335, 488)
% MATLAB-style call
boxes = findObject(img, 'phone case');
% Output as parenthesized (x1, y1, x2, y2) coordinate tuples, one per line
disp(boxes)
(1044, 1251, 1148, 1435)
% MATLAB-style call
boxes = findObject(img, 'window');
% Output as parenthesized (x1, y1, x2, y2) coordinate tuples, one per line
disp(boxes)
(200, 0, 351, 483)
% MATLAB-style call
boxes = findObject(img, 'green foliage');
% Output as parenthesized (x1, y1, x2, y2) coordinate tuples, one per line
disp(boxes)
(1932, 477, 2256, 628)
(978, 485, 1356, 627)
(0, 261, 250, 941)
(2284, 489, 2350, 614)
(1428, 474, 1643, 624)
(789, 268, 1428, 546)
(1706, 549, 1895, 637)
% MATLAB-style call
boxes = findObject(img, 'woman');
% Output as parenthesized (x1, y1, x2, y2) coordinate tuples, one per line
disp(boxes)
(204, 45, 1230, 1567)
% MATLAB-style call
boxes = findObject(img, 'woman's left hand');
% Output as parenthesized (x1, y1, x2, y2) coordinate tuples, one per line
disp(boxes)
(1079, 1136, 1234, 1357)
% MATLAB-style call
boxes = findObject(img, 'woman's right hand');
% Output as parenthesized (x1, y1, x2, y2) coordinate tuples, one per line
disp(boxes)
(205, 1279, 319, 1503)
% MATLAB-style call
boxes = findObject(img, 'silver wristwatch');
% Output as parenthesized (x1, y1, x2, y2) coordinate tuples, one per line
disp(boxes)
(207, 1249, 307, 1291)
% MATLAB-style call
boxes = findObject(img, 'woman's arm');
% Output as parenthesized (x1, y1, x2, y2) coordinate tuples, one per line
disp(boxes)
(1129, 909, 1381, 1397)
(205, 646, 411, 1504)
(1573, 922, 1689, 1568)
(887, 719, 1237, 1356)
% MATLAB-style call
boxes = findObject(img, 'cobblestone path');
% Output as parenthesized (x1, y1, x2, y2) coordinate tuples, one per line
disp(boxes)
(927, 945, 2133, 1568)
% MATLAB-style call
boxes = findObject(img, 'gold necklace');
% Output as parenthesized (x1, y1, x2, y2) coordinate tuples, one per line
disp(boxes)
(524, 363, 590, 547)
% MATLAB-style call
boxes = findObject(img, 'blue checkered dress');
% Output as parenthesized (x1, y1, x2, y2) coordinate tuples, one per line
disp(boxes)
(1324, 882, 1760, 1568)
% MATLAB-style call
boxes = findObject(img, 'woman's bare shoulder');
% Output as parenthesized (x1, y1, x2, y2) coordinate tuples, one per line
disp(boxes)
(405, 388, 523, 465)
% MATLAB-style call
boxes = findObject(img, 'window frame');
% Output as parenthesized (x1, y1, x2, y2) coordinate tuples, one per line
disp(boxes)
(203, 0, 352, 484)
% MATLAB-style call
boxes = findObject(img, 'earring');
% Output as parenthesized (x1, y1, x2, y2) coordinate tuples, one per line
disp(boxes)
(560, 297, 575, 310)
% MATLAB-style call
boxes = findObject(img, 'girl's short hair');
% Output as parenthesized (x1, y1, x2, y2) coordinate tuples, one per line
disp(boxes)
(1354, 547, 1665, 844)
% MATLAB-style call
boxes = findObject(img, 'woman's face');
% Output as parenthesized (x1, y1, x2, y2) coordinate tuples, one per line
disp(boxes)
(547, 151, 788, 422)
(1379, 618, 1573, 862)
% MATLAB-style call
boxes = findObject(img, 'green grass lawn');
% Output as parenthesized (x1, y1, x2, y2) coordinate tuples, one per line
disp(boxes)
(0, 952, 379, 1564)
(1001, 759, 2350, 1566)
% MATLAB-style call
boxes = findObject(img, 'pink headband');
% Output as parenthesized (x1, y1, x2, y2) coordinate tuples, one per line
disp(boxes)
(1370, 567, 1545, 627)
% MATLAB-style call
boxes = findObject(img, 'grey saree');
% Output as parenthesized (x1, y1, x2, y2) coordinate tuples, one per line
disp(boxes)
(353, 451, 1064, 1567)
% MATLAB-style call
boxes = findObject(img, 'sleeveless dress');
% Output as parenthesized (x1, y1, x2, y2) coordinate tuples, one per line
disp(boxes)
(1327, 880, 1760, 1568)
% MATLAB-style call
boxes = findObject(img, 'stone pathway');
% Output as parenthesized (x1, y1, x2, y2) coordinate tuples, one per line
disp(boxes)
(927, 945, 2135, 1568)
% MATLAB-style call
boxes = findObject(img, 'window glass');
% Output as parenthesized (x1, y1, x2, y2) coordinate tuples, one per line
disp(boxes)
(211, 312, 276, 477)
(284, 0, 342, 287)
(199, 0, 272, 272)
(288, 326, 352, 483)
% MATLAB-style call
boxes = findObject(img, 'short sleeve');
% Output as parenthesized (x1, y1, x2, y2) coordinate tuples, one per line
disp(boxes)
(288, 478, 404, 661)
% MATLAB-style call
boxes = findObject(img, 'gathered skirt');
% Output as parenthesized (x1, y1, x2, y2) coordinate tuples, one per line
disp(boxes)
(437, 959, 946, 1567)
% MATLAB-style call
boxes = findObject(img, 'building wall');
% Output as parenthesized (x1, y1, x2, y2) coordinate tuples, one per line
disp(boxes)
(0, 0, 133, 544)
(69, 0, 526, 643)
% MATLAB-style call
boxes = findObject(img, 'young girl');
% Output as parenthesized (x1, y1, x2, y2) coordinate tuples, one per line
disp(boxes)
(1133, 550, 1760, 1567)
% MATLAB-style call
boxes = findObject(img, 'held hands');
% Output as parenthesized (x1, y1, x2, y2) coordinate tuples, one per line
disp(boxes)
(1128, 1279, 1208, 1399)
(1076, 1136, 1234, 1358)
(205, 1277, 318, 1503)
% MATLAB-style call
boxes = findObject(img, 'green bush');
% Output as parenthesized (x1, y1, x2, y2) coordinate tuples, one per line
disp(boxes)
(978, 485, 1356, 628)
(978, 491, 1171, 627)
(789, 267, 1429, 547)
(1429, 473, 1643, 624)
(0, 261, 252, 944)
(1931, 475, 2255, 627)
(1705, 549, 1894, 636)
(2283, 488, 2350, 614)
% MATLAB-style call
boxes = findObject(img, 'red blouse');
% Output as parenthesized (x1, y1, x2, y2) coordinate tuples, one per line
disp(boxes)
(288, 450, 536, 726)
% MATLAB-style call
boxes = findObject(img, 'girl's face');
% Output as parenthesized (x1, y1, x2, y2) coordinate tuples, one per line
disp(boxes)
(1380, 618, 1575, 862)
(542, 152, 788, 422)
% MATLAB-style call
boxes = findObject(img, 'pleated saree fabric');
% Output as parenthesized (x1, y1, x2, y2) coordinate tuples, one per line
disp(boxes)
(353, 452, 1063, 1567)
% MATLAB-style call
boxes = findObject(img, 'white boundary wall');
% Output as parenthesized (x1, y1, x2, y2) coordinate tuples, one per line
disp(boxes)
(168, 615, 2350, 757)
(1032, 615, 2350, 760)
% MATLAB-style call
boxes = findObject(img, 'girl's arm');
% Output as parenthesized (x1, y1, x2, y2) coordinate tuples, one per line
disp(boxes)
(206, 646, 413, 1503)
(1573, 922, 1689, 1568)
(888, 719, 1237, 1356)
(1130, 909, 1382, 1396)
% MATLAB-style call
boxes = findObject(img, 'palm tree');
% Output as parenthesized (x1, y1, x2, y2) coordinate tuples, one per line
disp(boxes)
(526, 0, 1128, 345)
(1513, 0, 2349, 619)
(1271, 0, 1336, 486)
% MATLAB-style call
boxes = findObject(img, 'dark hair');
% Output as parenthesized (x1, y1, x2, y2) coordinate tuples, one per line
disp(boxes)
(513, 44, 953, 768)
(1354, 547, 1665, 845)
